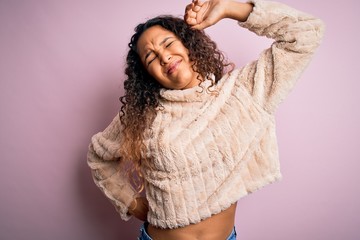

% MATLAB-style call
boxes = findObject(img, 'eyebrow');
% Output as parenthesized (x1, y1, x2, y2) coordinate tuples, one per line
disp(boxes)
(144, 37, 173, 62)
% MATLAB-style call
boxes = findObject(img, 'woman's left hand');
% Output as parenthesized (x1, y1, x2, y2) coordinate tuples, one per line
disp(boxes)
(128, 197, 149, 221)
(184, 0, 227, 30)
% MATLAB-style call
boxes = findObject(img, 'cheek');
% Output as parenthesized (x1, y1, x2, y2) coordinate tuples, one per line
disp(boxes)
(183, 46, 190, 58)
(147, 65, 163, 81)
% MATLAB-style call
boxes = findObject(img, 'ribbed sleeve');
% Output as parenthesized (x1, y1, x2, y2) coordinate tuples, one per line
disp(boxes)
(238, 0, 325, 113)
(87, 115, 139, 221)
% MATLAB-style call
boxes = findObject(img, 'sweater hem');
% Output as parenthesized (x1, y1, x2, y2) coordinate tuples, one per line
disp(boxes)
(147, 172, 282, 229)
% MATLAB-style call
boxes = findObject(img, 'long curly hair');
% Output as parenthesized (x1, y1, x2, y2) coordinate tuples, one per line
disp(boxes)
(119, 15, 232, 192)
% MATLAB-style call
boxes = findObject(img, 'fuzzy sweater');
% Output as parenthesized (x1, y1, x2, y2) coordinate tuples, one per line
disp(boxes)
(87, 0, 324, 229)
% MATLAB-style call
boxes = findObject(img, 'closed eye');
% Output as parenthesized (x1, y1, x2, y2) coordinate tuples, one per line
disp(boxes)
(165, 41, 175, 48)
(148, 55, 157, 66)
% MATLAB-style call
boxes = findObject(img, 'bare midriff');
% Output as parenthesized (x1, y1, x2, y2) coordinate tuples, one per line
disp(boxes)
(147, 202, 237, 240)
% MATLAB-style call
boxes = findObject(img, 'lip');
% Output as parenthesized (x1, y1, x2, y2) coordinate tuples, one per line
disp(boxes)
(166, 60, 182, 75)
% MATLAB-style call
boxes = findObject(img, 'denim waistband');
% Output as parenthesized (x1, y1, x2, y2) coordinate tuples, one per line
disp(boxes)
(137, 222, 152, 240)
(138, 222, 237, 240)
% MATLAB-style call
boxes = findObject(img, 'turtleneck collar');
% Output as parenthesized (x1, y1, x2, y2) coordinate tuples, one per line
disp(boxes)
(159, 77, 218, 102)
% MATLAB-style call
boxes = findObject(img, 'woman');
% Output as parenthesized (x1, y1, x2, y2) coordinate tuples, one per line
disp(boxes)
(87, 0, 324, 239)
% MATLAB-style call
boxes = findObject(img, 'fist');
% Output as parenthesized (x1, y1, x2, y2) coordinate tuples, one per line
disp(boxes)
(184, 0, 226, 30)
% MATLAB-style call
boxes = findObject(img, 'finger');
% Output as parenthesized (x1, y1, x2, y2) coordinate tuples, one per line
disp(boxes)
(185, 2, 194, 12)
(195, 1, 210, 24)
(187, 10, 197, 19)
(191, 19, 211, 30)
(184, 10, 197, 24)
(184, 11, 195, 24)
(185, 4, 197, 17)
(186, 17, 198, 26)
(194, 0, 204, 7)
(193, 5, 202, 12)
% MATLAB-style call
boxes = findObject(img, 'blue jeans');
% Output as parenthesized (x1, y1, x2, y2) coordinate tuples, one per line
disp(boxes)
(138, 222, 237, 240)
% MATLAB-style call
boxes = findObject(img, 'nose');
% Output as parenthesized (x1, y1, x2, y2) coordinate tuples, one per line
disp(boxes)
(159, 52, 172, 66)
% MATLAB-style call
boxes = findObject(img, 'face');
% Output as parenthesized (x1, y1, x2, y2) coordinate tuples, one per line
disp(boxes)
(137, 25, 200, 90)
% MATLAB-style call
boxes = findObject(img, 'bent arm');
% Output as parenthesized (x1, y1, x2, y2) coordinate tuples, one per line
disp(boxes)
(236, 0, 325, 113)
(186, 0, 325, 113)
(87, 115, 139, 220)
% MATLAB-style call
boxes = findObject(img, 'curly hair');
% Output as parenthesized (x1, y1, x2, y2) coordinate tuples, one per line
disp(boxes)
(118, 15, 232, 192)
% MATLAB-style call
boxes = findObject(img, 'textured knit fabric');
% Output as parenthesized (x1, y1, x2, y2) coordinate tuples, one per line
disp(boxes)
(87, 0, 324, 229)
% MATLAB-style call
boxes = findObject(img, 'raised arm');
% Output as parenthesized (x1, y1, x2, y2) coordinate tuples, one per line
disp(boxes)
(186, 0, 325, 113)
(238, 0, 325, 113)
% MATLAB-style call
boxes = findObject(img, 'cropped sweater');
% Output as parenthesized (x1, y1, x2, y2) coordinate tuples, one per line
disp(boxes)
(87, 0, 324, 229)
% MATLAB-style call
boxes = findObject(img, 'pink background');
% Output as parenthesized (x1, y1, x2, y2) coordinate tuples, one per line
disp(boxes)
(1, 0, 359, 239)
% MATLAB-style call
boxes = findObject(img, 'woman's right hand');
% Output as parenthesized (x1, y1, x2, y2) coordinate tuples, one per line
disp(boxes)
(128, 197, 149, 221)
(184, 0, 227, 30)
(184, 0, 253, 30)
